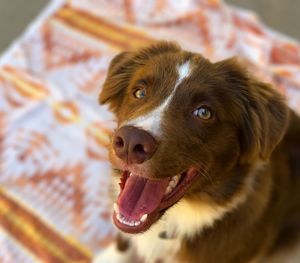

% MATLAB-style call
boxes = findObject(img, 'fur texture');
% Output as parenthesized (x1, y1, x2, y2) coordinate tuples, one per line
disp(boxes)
(94, 42, 300, 263)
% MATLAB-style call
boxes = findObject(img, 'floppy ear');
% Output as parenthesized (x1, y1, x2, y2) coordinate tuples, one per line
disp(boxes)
(215, 58, 289, 164)
(99, 51, 132, 113)
(240, 78, 290, 164)
(99, 41, 181, 114)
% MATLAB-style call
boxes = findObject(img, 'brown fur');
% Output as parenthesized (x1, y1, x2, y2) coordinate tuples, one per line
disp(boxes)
(99, 41, 300, 263)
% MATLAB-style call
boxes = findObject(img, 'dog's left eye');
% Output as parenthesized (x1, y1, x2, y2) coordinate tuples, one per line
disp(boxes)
(133, 88, 146, 99)
(193, 107, 212, 120)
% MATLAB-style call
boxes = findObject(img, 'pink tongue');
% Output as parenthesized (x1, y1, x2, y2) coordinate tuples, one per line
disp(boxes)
(117, 174, 170, 220)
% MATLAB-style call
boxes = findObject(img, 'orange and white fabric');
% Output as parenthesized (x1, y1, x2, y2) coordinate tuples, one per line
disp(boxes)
(0, 0, 300, 262)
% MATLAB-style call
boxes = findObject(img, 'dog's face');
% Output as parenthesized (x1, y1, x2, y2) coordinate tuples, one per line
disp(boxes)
(100, 42, 289, 234)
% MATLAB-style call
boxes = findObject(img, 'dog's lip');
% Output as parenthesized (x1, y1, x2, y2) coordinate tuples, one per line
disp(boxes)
(112, 167, 200, 234)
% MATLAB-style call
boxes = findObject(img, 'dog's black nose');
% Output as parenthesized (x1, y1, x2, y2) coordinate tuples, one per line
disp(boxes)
(113, 126, 157, 164)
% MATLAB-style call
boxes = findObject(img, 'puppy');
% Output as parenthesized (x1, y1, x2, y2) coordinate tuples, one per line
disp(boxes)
(94, 42, 300, 263)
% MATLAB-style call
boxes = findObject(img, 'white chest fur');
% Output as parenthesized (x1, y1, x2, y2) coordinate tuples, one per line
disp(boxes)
(130, 197, 231, 263)
(94, 194, 246, 263)
(94, 172, 253, 263)
(132, 219, 181, 263)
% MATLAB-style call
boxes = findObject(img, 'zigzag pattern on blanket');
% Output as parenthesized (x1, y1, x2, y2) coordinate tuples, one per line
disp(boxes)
(0, 0, 300, 262)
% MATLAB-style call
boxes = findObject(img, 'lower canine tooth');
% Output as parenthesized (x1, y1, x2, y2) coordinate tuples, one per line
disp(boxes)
(140, 214, 148, 222)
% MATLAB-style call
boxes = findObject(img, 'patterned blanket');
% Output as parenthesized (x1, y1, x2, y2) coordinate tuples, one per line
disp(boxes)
(0, 0, 300, 262)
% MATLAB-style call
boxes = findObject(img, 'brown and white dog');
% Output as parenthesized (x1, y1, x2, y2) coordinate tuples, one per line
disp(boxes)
(94, 42, 300, 263)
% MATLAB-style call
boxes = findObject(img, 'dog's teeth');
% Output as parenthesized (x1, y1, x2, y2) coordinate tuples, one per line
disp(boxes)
(140, 214, 148, 222)
(171, 175, 178, 181)
(172, 175, 180, 184)
(166, 175, 181, 193)
(116, 213, 143, 227)
(165, 186, 172, 195)
(165, 175, 181, 196)
(169, 180, 177, 188)
(113, 203, 119, 214)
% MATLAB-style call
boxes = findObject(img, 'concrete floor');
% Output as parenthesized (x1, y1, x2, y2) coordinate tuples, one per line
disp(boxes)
(0, 0, 48, 53)
(228, 0, 300, 41)
(0, 0, 299, 53)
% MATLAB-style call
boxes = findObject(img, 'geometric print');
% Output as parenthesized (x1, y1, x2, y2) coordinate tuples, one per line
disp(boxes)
(0, 0, 300, 262)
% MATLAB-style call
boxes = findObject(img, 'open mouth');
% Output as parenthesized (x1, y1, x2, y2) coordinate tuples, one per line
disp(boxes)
(113, 167, 199, 234)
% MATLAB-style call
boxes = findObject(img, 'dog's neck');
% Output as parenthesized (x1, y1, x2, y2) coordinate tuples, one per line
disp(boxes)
(157, 162, 267, 240)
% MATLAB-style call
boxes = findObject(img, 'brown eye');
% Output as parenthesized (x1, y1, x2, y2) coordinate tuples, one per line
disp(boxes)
(133, 87, 146, 99)
(193, 107, 212, 120)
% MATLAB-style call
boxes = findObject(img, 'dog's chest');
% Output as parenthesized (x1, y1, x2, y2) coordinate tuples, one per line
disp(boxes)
(132, 220, 181, 263)
(130, 199, 223, 263)
(111, 179, 233, 262)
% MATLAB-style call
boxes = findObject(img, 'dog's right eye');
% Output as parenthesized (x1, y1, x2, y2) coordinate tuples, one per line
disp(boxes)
(133, 87, 146, 99)
(193, 107, 213, 120)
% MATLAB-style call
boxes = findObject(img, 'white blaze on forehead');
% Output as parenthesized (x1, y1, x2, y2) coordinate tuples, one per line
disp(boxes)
(177, 60, 191, 85)
(124, 60, 191, 136)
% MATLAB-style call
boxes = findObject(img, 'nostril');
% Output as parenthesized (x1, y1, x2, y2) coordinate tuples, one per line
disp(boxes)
(134, 144, 145, 154)
(114, 136, 124, 148)
(113, 126, 157, 164)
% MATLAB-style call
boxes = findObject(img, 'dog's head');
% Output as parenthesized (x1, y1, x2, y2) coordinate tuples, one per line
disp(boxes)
(100, 42, 289, 234)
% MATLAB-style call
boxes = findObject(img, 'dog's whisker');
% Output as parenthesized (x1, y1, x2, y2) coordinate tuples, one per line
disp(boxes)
(177, 153, 212, 183)
(199, 169, 213, 184)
